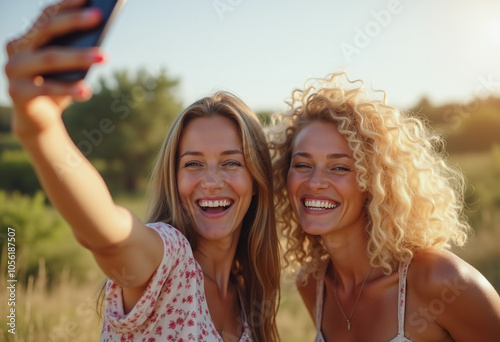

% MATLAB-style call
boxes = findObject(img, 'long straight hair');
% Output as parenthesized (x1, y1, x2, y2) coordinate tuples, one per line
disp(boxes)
(146, 92, 280, 342)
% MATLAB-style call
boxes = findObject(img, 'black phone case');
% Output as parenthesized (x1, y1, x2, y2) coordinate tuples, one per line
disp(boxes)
(42, 0, 126, 82)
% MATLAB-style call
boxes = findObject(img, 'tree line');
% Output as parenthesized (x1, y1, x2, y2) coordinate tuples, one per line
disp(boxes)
(1, 70, 499, 197)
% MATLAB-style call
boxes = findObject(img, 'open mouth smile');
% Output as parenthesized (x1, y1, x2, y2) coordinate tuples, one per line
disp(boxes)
(198, 199, 233, 213)
(302, 198, 339, 211)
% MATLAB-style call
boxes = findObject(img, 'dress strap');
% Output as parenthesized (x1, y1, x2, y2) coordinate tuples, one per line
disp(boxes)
(397, 261, 410, 335)
(315, 261, 329, 331)
(237, 286, 248, 324)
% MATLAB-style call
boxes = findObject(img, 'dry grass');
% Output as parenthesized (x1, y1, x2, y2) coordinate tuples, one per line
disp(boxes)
(1, 246, 498, 342)
(276, 270, 316, 341)
(1, 259, 315, 342)
(1, 260, 104, 342)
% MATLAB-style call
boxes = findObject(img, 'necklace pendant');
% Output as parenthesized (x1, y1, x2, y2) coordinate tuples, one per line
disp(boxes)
(347, 320, 351, 332)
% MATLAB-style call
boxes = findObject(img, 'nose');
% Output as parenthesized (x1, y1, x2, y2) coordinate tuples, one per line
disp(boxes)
(201, 165, 224, 191)
(307, 167, 328, 191)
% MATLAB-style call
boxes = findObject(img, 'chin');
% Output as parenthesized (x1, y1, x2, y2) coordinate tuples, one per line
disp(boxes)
(196, 225, 238, 241)
(300, 223, 330, 236)
(197, 229, 228, 240)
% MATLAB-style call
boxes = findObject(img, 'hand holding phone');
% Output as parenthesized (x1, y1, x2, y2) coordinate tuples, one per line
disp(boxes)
(42, 0, 127, 82)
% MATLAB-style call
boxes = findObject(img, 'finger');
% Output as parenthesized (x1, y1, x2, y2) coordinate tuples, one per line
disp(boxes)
(29, 0, 90, 39)
(35, 8, 103, 50)
(8, 78, 92, 104)
(7, 3, 102, 54)
(48, 0, 89, 13)
(5, 47, 106, 79)
(7, 0, 87, 55)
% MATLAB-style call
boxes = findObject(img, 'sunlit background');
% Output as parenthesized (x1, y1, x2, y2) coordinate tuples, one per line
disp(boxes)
(1, 1, 499, 341)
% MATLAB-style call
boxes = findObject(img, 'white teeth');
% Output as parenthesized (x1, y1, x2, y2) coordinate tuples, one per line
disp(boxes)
(304, 199, 338, 209)
(199, 199, 231, 208)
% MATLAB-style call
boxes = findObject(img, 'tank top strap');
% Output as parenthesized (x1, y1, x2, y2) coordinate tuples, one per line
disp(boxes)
(237, 286, 248, 324)
(314, 260, 330, 331)
(397, 261, 411, 335)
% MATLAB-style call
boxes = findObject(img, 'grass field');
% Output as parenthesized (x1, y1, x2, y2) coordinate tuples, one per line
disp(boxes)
(0, 262, 104, 342)
(0, 268, 316, 342)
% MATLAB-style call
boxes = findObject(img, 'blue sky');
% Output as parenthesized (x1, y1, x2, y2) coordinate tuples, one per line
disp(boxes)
(1, 0, 500, 112)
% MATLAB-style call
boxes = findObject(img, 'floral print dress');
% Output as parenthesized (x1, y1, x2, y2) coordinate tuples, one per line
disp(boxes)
(100, 222, 253, 342)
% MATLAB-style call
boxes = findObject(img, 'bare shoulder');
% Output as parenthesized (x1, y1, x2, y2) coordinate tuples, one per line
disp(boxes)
(409, 249, 494, 298)
(408, 249, 500, 341)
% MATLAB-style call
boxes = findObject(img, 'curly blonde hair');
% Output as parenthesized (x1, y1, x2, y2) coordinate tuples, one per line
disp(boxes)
(268, 72, 471, 283)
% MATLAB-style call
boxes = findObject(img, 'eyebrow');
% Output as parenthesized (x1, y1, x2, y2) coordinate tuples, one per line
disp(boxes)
(291, 151, 352, 159)
(179, 149, 244, 158)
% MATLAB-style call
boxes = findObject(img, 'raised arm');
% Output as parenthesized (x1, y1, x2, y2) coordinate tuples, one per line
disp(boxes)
(5, 0, 163, 295)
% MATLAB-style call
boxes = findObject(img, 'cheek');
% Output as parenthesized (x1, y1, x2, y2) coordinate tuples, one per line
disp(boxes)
(286, 170, 301, 196)
(286, 171, 302, 209)
(176, 172, 197, 202)
(231, 171, 254, 197)
(338, 178, 367, 207)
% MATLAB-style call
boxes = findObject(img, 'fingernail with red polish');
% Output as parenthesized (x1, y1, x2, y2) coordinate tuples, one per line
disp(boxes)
(84, 8, 101, 20)
(74, 86, 91, 101)
(92, 52, 106, 63)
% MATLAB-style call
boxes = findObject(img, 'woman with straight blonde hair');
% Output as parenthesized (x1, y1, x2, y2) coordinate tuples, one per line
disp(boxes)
(269, 72, 500, 341)
(144, 92, 281, 341)
(5, 0, 280, 341)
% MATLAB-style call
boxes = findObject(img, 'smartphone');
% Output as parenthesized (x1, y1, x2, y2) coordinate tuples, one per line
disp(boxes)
(42, 0, 127, 82)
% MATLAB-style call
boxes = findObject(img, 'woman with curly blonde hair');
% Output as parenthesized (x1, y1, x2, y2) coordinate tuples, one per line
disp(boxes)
(269, 72, 500, 341)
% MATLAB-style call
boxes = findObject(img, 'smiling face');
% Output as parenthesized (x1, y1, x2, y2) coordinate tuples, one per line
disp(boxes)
(177, 115, 254, 242)
(287, 120, 368, 237)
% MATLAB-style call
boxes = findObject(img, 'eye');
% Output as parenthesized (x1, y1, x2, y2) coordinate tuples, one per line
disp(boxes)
(184, 161, 203, 168)
(331, 165, 352, 173)
(292, 163, 312, 169)
(223, 160, 242, 169)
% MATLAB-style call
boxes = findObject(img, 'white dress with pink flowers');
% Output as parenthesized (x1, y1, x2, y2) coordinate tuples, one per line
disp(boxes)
(100, 222, 252, 342)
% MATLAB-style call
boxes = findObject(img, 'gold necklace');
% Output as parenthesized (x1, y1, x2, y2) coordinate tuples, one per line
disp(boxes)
(333, 267, 373, 332)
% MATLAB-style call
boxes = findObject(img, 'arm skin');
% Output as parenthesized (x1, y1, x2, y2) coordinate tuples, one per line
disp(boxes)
(5, 0, 163, 311)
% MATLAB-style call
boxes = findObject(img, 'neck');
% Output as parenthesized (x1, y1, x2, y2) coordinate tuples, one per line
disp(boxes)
(322, 224, 373, 289)
(194, 234, 239, 296)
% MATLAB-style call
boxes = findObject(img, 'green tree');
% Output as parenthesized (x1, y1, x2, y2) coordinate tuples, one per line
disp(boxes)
(256, 110, 273, 126)
(63, 68, 183, 192)
(0, 105, 11, 133)
(410, 95, 500, 153)
(0, 191, 97, 284)
(410, 96, 444, 124)
(0, 150, 41, 195)
(444, 97, 500, 153)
